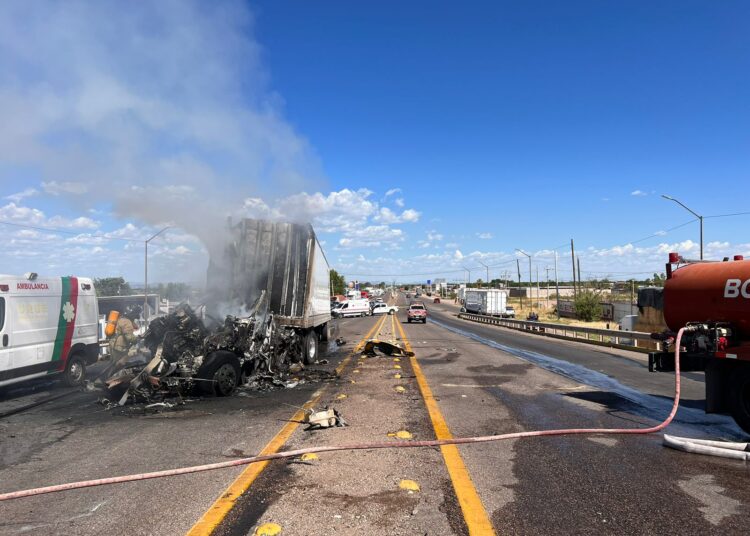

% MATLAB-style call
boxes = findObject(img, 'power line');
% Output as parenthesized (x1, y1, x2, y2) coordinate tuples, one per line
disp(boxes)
(705, 211, 750, 219)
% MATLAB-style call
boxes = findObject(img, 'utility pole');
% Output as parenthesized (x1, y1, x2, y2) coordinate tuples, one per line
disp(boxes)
(570, 239, 577, 299)
(517, 259, 522, 309)
(536, 265, 540, 311)
(631, 279, 635, 315)
(516, 249, 532, 312)
(554, 251, 560, 319)
(478, 261, 489, 288)
(144, 226, 170, 325)
(545, 266, 552, 309)
(577, 257, 582, 289)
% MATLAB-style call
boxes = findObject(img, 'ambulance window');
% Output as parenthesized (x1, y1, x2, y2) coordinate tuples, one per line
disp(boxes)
(0, 298, 4, 331)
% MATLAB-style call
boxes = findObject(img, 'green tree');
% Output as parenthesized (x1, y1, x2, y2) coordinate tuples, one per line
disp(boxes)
(330, 269, 346, 296)
(94, 277, 133, 297)
(157, 282, 192, 301)
(574, 289, 602, 322)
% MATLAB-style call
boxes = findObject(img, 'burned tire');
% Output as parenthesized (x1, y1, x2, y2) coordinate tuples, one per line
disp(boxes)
(303, 331, 318, 365)
(729, 367, 750, 435)
(196, 351, 241, 397)
(63, 355, 86, 387)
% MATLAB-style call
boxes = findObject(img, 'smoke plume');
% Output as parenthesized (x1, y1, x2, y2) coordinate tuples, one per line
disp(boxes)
(0, 1, 323, 266)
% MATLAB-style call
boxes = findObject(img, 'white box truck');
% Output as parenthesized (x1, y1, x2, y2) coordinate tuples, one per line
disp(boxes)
(0, 274, 99, 388)
(464, 289, 507, 316)
(208, 219, 333, 364)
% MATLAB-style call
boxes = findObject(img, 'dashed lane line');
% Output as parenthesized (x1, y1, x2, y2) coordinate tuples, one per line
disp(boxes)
(186, 314, 388, 536)
(395, 315, 497, 535)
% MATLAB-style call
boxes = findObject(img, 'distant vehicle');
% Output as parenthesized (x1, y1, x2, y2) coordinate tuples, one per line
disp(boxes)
(407, 303, 428, 323)
(464, 289, 507, 316)
(503, 306, 516, 318)
(333, 299, 371, 318)
(371, 303, 398, 316)
(0, 274, 100, 389)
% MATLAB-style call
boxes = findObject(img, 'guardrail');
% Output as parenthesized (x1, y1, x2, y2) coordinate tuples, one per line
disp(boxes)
(457, 313, 661, 353)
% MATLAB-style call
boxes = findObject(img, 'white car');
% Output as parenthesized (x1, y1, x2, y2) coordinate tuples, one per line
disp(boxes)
(371, 303, 398, 315)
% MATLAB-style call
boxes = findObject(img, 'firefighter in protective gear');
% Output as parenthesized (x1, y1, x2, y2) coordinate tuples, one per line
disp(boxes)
(108, 305, 141, 367)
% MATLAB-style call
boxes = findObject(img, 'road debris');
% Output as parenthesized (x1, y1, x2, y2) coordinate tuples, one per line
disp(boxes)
(304, 407, 348, 430)
(335, 337, 347, 346)
(399, 479, 421, 492)
(362, 340, 414, 358)
(95, 294, 337, 407)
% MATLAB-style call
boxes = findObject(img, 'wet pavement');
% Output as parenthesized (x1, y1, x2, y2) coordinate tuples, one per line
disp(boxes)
(1, 294, 748, 535)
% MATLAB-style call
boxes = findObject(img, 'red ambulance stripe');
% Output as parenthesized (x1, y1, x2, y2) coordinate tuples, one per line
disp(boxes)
(58, 277, 79, 371)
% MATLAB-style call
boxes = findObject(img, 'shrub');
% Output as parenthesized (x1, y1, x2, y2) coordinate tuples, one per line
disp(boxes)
(574, 290, 602, 322)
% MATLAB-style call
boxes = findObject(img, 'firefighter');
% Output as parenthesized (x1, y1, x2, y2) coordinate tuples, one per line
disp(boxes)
(107, 304, 142, 371)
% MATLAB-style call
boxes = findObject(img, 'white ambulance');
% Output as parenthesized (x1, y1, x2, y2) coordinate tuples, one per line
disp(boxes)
(0, 274, 100, 388)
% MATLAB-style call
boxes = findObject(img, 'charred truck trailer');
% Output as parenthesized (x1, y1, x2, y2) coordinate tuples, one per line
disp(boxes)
(649, 252, 750, 433)
(209, 218, 332, 365)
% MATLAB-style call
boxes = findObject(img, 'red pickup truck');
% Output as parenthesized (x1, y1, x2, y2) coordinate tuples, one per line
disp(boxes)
(407, 303, 428, 323)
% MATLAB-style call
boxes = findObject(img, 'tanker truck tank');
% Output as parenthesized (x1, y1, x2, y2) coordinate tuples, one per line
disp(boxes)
(649, 252, 750, 434)
(663, 255, 750, 335)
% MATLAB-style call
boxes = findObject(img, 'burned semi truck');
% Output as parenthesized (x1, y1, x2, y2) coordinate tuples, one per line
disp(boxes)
(208, 218, 333, 364)
(103, 219, 332, 404)
(649, 252, 750, 433)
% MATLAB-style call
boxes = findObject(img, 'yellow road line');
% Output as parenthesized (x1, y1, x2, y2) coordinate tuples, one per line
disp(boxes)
(395, 317, 496, 535)
(186, 314, 388, 536)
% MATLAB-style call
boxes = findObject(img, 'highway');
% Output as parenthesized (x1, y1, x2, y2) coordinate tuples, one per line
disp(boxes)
(0, 294, 748, 535)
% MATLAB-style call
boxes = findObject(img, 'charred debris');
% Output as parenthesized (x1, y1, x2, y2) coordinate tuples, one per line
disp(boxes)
(101, 292, 335, 409)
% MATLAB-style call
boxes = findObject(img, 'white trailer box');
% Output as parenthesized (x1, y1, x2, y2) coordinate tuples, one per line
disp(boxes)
(464, 289, 507, 316)
(0, 275, 99, 388)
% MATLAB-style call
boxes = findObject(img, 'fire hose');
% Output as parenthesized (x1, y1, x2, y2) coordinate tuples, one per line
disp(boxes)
(0, 326, 733, 502)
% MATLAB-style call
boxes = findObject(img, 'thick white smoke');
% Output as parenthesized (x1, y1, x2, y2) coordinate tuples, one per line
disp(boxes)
(0, 0, 324, 267)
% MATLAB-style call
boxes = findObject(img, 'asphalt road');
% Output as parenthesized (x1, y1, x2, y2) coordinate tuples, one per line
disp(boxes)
(0, 296, 748, 535)
(404, 296, 750, 534)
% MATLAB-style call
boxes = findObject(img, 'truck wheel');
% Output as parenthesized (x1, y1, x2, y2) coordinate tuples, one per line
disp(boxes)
(63, 355, 86, 387)
(729, 367, 750, 434)
(196, 351, 241, 397)
(408, 318, 412, 323)
(303, 331, 318, 365)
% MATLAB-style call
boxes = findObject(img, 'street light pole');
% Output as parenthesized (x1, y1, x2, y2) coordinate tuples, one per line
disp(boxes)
(144, 226, 170, 324)
(462, 266, 471, 287)
(661, 194, 704, 260)
(478, 261, 489, 288)
(515, 249, 532, 312)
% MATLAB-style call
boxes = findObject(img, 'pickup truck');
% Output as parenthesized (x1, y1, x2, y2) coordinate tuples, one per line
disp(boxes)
(407, 303, 428, 323)
(371, 303, 398, 315)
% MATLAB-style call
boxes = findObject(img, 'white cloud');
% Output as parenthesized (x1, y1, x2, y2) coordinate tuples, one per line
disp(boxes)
(400, 209, 420, 222)
(42, 181, 89, 196)
(477, 232, 493, 239)
(394, 198, 405, 207)
(427, 230, 443, 241)
(5, 188, 38, 203)
(384, 188, 401, 198)
(453, 249, 464, 260)
(0, 202, 99, 229)
(631, 190, 647, 196)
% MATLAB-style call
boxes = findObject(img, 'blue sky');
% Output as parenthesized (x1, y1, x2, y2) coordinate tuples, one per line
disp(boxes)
(1, 1, 749, 285)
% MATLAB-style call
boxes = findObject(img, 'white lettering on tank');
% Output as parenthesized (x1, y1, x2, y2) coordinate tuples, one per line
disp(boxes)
(725, 279, 741, 298)
(742, 279, 750, 299)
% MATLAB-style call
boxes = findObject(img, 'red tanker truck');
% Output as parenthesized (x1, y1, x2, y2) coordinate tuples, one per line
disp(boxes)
(649, 252, 750, 434)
